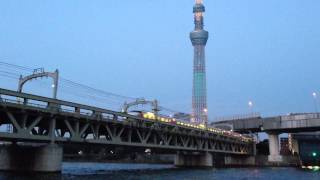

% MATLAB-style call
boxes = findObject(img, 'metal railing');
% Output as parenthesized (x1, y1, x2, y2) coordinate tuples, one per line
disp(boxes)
(281, 113, 320, 121)
(0, 88, 139, 122)
(213, 112, 261, 122)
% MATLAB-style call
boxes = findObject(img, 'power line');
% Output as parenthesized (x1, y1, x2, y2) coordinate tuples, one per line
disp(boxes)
(0, 61, 135, 100)
(0, 61, 190, 115)
(0, 73, 20, 80)
(60, 77, 136, 101)
(0, 70, 21, 77)
(0, 62, 136, 110)
(0, 61, 33, 72)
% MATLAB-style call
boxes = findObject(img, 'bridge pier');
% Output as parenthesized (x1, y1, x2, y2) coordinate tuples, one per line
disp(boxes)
(174, 152, 213, 167)
(268, 133, 283, 162)
(224, 155, 256, 166)
(0, 144, 63, 172)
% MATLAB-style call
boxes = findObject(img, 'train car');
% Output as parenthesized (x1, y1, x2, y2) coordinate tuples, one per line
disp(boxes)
(138, 111, 253, 142)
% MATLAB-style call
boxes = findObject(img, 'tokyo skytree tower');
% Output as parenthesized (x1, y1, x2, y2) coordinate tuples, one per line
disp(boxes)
(190, 0, 209, 125)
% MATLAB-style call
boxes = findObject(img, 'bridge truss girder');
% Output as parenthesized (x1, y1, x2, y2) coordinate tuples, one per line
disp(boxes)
(0, 107, 252, 155)
(0, 88, 253, 155)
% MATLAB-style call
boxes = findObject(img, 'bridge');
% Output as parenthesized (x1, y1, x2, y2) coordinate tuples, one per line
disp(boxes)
(0, 88, 254, 172)
(212, 113, 320, 133)
(212, 113, 320, 162)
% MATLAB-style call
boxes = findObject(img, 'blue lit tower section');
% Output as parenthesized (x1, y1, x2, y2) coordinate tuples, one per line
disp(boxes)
(190, 0, 209, 125)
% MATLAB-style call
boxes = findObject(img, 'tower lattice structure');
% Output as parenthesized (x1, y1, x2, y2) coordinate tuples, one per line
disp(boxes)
(190, 0, 209, 125)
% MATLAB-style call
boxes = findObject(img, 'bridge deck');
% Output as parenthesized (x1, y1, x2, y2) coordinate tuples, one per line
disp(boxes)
(212, 113, 320, 133)
(0, 88, 254, 155)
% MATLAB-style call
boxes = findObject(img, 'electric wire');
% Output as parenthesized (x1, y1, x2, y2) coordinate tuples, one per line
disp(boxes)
(0, 61, 190, 115)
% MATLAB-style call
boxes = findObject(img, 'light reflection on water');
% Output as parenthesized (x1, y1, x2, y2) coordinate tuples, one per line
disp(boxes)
(0, 162, 320, 180)
(63, 162, 174, 175)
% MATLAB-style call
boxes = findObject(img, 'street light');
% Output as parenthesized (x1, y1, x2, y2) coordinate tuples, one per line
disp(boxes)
(312, 92, 318, 112)
(203, 108, 208, 127)
(248, 101, 253, 114)
(313, 92, 317, 98)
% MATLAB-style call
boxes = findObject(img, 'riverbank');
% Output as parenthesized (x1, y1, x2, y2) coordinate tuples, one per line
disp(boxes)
(64, 154, 300, 167)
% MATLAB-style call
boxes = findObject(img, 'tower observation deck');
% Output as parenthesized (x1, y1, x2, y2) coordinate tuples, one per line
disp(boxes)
(190, 0, 209, 125)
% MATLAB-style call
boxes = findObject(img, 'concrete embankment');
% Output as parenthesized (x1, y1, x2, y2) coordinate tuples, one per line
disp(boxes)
(64, 154, 300, 167)
(223, 155, 300, 167)
(64, 154, 174, 164)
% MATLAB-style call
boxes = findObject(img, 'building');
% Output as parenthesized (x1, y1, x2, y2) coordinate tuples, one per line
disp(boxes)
(280, 137, 290, 155)
(190, 0, 209, 125)
(291, 132, 320, 166)
(173, 112, 191, 122)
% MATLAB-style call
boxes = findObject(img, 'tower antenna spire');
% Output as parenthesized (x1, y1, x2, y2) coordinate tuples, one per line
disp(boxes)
(190, 0, 209, 125)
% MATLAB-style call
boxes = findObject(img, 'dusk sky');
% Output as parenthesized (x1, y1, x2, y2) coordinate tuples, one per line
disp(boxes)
(1, 0, 320, 122)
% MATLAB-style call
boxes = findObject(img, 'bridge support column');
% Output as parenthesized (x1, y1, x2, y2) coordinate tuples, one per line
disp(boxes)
(174, 152, 213, 167)
(224, 156, 256, 166)
(0, 144, 63, 172)
(268, 133, 282, 162)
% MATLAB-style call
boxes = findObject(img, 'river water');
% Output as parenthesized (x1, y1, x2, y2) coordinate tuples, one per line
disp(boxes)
(0, 162, 319, 180)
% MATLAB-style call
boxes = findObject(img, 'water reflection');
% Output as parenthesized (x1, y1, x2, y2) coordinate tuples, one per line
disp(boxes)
(0, 163, 320, 180)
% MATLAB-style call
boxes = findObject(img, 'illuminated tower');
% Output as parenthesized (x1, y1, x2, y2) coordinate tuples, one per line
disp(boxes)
(190, 0, 209, 125)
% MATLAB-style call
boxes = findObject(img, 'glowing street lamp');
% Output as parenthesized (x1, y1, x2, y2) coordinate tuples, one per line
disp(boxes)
(312, 92, 318, 112)
(203, 108, 208, 127)
(248, 101, 253, 114)
(313, 92, 317, 98)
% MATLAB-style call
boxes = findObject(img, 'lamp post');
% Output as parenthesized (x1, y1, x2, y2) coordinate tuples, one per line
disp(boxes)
(203, 108, 208, 127)
(248, 101, 253, 115)
(312, 92, 318, 113)
(248, 101, 259, 142)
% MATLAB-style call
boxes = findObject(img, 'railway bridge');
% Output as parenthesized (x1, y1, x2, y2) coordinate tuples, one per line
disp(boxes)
(0, 88, 254, 172)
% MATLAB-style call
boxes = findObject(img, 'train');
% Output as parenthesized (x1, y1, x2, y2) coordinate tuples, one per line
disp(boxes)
(127, 111, 253, 143)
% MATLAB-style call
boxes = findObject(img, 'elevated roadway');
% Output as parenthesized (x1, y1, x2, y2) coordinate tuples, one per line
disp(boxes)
(212, 113, 320, 134)
(212, 113, 320, 163)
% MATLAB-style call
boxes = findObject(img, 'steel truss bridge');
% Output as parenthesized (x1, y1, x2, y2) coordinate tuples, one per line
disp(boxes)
(0, 88, 253, 155)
